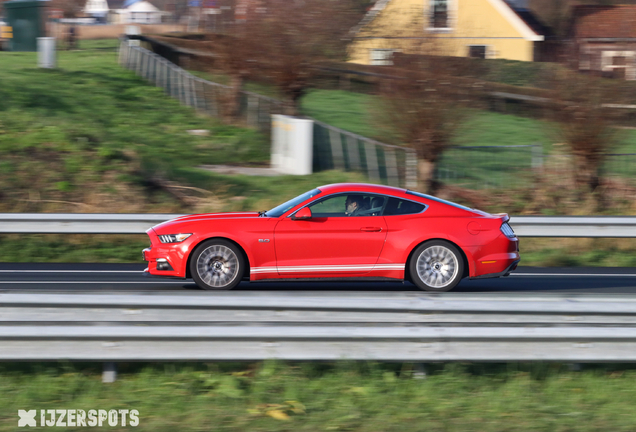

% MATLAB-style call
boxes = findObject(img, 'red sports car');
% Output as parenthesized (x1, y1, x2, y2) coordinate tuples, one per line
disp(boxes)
(143, 183, 520, 292)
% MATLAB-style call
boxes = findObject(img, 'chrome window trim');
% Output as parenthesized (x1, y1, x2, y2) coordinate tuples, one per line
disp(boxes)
(288, 192, 429, 218)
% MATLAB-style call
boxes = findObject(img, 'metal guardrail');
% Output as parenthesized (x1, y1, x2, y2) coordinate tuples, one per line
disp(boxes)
(2, 292, 636, 363)
(2, 214, 636, 237)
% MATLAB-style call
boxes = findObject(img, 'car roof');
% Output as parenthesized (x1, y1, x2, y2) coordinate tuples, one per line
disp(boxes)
(317, 183, 407, 196)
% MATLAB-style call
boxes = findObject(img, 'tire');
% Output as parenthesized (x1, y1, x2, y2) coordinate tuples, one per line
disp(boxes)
(409, 240, 464, 292)
(190, 239, 244, 290)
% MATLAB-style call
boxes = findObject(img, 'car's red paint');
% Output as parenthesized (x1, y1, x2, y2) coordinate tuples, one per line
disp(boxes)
(143, 183, 520, 286)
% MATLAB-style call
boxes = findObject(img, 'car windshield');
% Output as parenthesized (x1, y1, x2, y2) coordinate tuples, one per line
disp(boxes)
(265, 188, 321, 217)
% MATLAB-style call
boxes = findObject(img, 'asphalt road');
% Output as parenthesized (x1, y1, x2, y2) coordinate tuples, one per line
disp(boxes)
(1, 264, 636, 294)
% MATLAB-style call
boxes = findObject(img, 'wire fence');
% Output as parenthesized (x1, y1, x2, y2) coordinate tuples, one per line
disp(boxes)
(312, 120, 417, 188)
(604, 154, 636, 180)
(435, 145, 543, 189)
(118, 39, 418, 188)
(118, 39, 283, 133)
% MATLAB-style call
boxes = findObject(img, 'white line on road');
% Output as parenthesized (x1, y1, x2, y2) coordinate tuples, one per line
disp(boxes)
(512, 273, 636, 277)
(0, 281, 185, 284)
(0, 270, 141, 273)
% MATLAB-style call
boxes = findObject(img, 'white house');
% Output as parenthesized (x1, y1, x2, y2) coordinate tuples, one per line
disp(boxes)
(84, 0, 109, 23)
(109, 0, 166, 24)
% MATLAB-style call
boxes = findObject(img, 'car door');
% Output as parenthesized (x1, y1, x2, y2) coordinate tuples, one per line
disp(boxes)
(274, 193, 388, 277)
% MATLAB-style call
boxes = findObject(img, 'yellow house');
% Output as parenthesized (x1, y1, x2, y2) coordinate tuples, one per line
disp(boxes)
(349, 0, 546, 65)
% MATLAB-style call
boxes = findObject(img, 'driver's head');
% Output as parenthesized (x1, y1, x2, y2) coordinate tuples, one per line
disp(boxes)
(345, 195, 363, 215)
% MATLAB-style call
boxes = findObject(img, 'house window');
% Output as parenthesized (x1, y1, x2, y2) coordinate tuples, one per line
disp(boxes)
(370, 49, 394, 66)
(430, 0, 449, 29)
(468, 45, 487, 59)
(601, 51, 636, 81)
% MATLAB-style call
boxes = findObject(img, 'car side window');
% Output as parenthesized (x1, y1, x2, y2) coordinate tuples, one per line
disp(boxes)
(307, 194, 388, 217)
(308, 195, 347, 217)
(383, 197, 426, 216)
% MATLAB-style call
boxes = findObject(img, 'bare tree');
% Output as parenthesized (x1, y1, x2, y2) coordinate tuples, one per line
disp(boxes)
(196, 31, 258, 121)
(50, 0, 85, 18)
(378, 60, 472, 194)
(245, 0, 360, 115)
(549, 68, 620, 197)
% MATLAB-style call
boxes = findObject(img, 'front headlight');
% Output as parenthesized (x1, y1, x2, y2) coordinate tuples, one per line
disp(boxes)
(158, 233, 192, 243)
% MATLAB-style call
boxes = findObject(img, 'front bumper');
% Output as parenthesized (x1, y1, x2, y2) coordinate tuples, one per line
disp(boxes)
(143, 229, 192, 278)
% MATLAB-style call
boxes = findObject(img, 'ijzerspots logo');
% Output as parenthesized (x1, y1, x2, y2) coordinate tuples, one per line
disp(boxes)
(18, 409, 139, 427)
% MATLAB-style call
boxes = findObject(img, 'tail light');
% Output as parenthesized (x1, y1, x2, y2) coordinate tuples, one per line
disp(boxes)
(500, 222, 516, 238)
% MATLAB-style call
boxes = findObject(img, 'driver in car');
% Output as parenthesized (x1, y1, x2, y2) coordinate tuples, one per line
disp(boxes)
(345, 195, 367, 216)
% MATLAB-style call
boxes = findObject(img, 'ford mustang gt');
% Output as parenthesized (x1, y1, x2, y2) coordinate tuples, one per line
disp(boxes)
(143, 183, 520, 291)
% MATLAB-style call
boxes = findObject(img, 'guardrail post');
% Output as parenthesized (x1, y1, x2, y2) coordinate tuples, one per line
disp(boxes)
(103, 362, 117, 383)
(413, 363, 428, 379)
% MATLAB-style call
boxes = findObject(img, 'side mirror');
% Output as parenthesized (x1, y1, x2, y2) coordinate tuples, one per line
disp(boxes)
(292, 207, 312, 220)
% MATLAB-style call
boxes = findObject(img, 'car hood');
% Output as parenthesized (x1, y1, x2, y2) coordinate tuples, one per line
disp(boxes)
(152, 212, 260, 231)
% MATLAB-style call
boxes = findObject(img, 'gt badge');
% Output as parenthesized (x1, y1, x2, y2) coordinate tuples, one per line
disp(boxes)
(258, 239, 270, 243)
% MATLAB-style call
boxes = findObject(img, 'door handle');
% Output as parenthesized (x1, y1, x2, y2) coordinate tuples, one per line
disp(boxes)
(360, 227, 382, 232)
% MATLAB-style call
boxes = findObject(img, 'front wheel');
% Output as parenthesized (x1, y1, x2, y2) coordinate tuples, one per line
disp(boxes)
(190, 239, 244, 290)
(409, 241, 464, 292)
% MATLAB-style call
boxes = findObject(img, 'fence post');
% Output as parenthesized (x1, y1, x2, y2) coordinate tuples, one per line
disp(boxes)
(364, 142, 380, 182)
(210, 83, 220, 118)
(405, 149, 418, 189)
(177, 69, 184, 104)
(142, 51, 150, 79)
(195, 78, 206, 112)
(532, 144, 543, 170)
(328, 128, 345, 170)
(384, 148, 399, 187)
(183, 73, 192, 106)
(346, 136, 361, 171)
(150, 55, 158, 85)
(159, 59, 165, 90)
(118, 40, 126, 66)
(247, 94, 259, 128)
(136, 49, 144, 75)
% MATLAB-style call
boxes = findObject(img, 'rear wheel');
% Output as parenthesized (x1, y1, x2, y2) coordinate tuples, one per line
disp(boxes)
(190, 239, 244, 290)
(409, 240, 464, 292)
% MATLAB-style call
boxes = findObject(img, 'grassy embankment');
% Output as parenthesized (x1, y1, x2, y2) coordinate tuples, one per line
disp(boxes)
(2, 361, 636, 432)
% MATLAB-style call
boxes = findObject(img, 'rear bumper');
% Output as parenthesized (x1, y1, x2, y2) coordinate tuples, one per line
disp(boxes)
(470, 259, 520, 280)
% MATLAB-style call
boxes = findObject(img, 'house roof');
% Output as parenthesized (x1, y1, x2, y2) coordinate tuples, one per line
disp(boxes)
(352, 0, 545, 41)
(106, 0, 126, 9)
(572, 5, 636, 39)
(507, 6, 550, 37)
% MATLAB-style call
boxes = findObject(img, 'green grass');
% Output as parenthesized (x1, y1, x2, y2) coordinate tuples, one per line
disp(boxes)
(189, 70, 283, 100)
(0, 40, 268, 213)
(0, 40, 374, 214)
(2, 361, 636, 431)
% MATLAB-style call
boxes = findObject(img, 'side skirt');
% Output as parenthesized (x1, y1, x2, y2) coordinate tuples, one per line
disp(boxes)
(251, 277, 404, 283)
